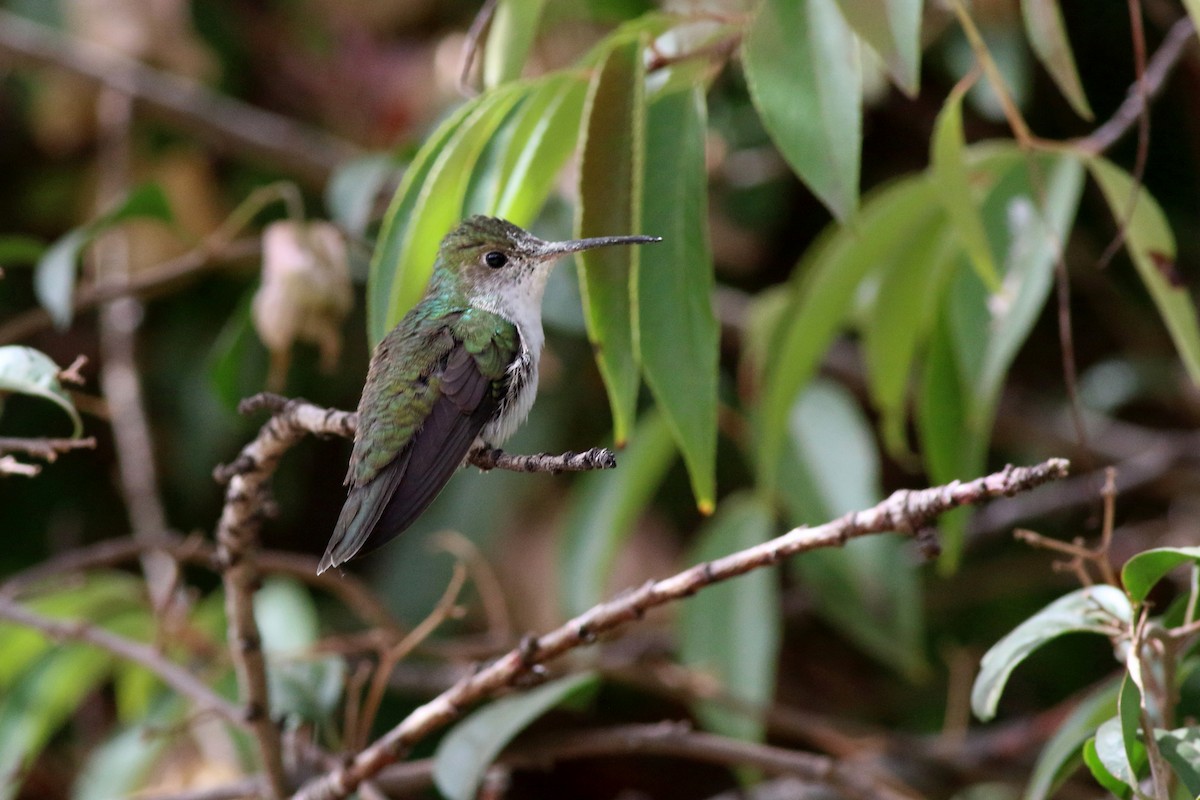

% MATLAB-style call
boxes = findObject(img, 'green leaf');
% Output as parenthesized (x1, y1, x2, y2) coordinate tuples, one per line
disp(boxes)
(576, 37, 647, 445)
(1154, 726, 1200, 796)
(679, 493, 780, 742)
(34, 183, 174, 329)
(1088, 157, 1200, 387)
(1020, 0, 1093, 119)
(1083, 733, 1133, 797)
(1122, 546, 1200, 604)
(492, 73, 588, 226)
(862, 210, 957, 459)
(743, 0, 861, 220)
(931, 80, 1001, 291)
(368, 100, 481, 344)
(971, 585, 1133, 721)
(433, 673, 598, 800)
(755, 174, 935, 493)
(833, 0, 922, 95)
(0, 647, 114, 800)
(1187, 1, 1200, 38)
(73, 716, 171, 800)
(560, 410, 676, 616)
(1115, 676, 1145, 786)
(638, 87, 718, 513)
(483, 0, 549, 87)
(325, 152, 405, 237)
(0, 345, 83, 436)
(781, 380, 926, 680)
(254, 578, 344, 721)
(0, 235, 45, 266)
(1025, 677, 1121, 800)
(383, 86, 526, 330)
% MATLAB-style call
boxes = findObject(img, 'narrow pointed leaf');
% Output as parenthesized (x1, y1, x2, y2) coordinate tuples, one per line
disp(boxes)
(638, 88, 718, 513)
(483, 0, 549, 87)
(863, 211, 957, 458)
(1088, 157, 1200, 387)
(1082, 735, 1134, 796)
(971, 585, 1133, 721)
(0, 235, 45, 266)
(492, 73, 588, 225)
(560, 411, 676, 616)
(368, 100, 481, 344)
(434, 673, 598, 800)
(384, 86, 525, 329)
(1154, 727, 1200, 796)
(833, 0, 922, 95)
(756, 175, 934, 492)
(932, 79, 1001, 291)
(1187, 1, 1200, 35)
(679, 493, 779, 742)
(0, 345, 83, 436)
(1021, 0, 1093, 119)
(576, 38, 646, 445)
(743, 0, 862, 220)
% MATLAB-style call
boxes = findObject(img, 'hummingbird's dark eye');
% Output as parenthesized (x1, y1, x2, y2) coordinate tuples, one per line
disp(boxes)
(484, 251, 508, 269)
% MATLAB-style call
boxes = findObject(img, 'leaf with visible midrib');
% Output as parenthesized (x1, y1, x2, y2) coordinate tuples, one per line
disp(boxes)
(576, 37, 646, 446)
(638, 87, 718, 513)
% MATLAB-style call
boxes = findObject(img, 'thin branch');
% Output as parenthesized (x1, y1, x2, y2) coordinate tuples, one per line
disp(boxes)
(1076, 14, 1195, 155)
(0, 594, 242, 724)
(0, 237, 260, 345)
(0, 456, 42, 476)
(291, 458, 1071, 799)
(468, 444, 616, 473)
(0, 436, 96, 461)
(0, 10, 362, 185)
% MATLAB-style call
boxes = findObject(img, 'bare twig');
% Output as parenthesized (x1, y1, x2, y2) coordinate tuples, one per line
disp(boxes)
(1076, 14, 1195, 156)
(0, 436, 96, 461)
(0, 456, 41, 476)
(0, 9, 361, 184)
(469, 444, 616, 473)
(0, 237, 259, 345)
(291, 458, 1071, 799)
(0, 594, 242, 724)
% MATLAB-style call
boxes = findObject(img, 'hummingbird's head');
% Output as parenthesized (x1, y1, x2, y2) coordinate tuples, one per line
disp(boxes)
(436, 216, 660, 309)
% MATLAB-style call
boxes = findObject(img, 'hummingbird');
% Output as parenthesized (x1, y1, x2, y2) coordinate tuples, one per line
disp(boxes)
(318, 216, 660, 573)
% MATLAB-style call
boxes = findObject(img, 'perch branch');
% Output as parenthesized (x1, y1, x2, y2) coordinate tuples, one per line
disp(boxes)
(0, 594, 242, 724)
(0, 10, 362, 184)
(291, 458, 1071, 799)
(0, 436, 96, 461)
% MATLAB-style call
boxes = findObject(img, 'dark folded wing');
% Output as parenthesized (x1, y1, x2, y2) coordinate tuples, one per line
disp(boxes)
(319, 343, 500, 572)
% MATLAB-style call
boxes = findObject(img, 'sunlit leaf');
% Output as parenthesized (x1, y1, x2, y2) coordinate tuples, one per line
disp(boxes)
(384, 86, 526, 329)
(756, 175, 934, 493)
(483, 0, 549, 87)
(576, 37, 646, 445)
(1088, 157, 1200, 387)
(492, 73, 588, 226)
(1025, 677, 1120, 800)
(34, 183, 174, 329)
(1154, 726, 1200, 796)
(1021, 0, 1093, 119)
(679, 493, 779, 742)
(368, 100, 481, 344)
(434, 673, 598, 800)
(560, 410, 676, 617)
(638, 87, 718, 513)
(0, 345, 83, 436)
(781, 380, 926, 680)
(862, 211, 957, 459)
(931, 79, 1001, 291)
(972, 585, 1133, 721)
(833, 0, 922, 95)
(0, 647, 114, 800)
(1121, 546, 1200, 603)
(743, 0, 861, 220)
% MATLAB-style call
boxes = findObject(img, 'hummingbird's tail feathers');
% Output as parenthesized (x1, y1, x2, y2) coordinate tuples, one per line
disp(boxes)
(318, 450, 411, 574)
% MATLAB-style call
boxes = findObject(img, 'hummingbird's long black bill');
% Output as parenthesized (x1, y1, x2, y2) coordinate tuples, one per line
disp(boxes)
(539, 234, 662, 258)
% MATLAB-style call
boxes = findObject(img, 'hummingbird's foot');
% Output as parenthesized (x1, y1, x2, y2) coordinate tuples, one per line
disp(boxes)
(468, 445, 617, 474)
